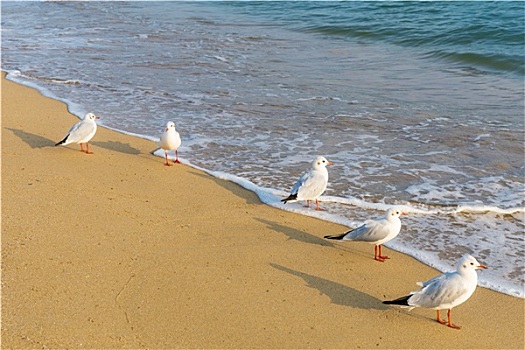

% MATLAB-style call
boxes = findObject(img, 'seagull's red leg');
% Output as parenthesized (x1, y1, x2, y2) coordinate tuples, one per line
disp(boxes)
(315, 199, 323, 211)
(164, 151, 172, 166)
(173, 150, 181, 164)
(80, 143, 85, 153)
(446, 309, 461, 329)
(374, 245, 385, 262)
(304, 200, 311, 208)
(85, 143, 94, 154)
(378, 245, 390, 260)
(436, 310, 447, 325)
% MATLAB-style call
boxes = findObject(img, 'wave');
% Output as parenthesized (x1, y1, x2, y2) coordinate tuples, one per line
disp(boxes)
(424, 51, 525, 76)
(283, 0, 525, 79)
(36, 77, 81, 85)
(301, 23, 524, 77)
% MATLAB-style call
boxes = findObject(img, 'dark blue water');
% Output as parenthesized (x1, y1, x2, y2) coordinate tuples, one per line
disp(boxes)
(2, 1, 524, 297)
(220, 1, 524, 76)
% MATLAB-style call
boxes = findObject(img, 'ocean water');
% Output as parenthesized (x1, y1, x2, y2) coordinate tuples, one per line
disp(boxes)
(2, 1, 524, 297)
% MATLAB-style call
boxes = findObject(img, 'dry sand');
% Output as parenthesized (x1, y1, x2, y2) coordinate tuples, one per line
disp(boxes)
(1, 72, 523, 349)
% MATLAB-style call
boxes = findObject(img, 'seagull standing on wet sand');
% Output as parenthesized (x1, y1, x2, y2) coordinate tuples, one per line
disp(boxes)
(281, 156, 333, 211)
(324, 207, 406, 262)
(159, 121, 181, 166)
(383, 254, 487, 329)
(55, 112, 100, 154)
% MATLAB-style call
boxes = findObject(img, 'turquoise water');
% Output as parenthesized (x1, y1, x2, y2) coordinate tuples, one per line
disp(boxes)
(2, 1, 524, 297)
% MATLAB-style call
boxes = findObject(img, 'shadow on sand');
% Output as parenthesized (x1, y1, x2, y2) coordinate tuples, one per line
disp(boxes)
(6, 128, 56, 148)
(257, 218, 334, 248)
(92, 140, 141, 155)
(187, 169, 262, 205)
(270, 263, 388, 310)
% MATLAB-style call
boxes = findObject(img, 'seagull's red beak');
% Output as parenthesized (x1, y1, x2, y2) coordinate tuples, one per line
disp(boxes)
(401, 212, 408, 216)
(327, 161, 334, 166)
(95, 115, 100, 120)
(166, 127, 169, 132)
(477, 264, 487, 269)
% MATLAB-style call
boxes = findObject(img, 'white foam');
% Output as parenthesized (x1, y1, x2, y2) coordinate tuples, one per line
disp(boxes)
(212, 55, 228, 62)
(474, 133, 491, 141)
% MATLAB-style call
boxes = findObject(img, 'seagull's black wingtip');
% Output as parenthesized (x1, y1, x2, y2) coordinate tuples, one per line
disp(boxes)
(55, 134, 69, 146)
(383, 294, 411, 306)
(281, 193, 297, 204)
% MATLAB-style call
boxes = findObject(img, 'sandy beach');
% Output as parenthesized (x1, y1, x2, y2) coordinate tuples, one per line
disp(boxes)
(1, 72, 523, 349)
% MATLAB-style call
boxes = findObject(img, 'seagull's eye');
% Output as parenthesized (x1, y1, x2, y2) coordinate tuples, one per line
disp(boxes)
(470, 262, 474, 265)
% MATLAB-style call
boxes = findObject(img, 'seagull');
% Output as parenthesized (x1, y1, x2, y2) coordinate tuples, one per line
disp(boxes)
(55, 112, 100, 154)
(159, 121, 182, 166)
(281, 156, 333, 211)
(324, 207, 406, 262)
(383, 254, 487, 329)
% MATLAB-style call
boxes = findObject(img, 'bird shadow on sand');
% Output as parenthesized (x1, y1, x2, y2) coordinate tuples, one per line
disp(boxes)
(256, 218, 334, 248)
(270, 263, 388, 310)
(91, 141, 141, 155)
(5, 128, 56, 148)
(187, 170, 261, 205)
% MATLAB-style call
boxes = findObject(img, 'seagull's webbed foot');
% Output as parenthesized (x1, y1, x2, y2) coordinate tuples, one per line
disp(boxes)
(445, 310, 461, 330)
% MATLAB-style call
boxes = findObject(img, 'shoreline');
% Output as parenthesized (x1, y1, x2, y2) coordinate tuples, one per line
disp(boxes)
(2, 72, 524, 348)
(5, 70, 524, 300)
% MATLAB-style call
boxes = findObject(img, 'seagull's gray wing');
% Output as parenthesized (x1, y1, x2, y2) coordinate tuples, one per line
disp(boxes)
(409, 272, 468, 309)
(343, 219, 389, 242)
(67, 120, 95, 143)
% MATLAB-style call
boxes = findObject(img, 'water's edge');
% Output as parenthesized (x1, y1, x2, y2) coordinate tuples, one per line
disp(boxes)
(5, 70, 523, 299)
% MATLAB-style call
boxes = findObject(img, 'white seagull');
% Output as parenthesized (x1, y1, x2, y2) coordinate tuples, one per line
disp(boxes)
(383, 254, 487, 329)
(281, 156, 333, 211)
(158, 121, 182, 166)
(324, 207, 406, 262)
(55, 112, 100, 154)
